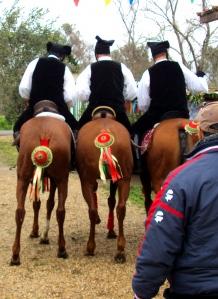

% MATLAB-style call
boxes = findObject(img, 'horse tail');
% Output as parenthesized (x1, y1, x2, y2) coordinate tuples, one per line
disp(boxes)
(94, 129, 123, 183)
(29, 142, 53, 201)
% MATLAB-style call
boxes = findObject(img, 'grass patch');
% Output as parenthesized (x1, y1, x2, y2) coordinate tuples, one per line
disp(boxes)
(0, 136, 18, 167)
(129, 183, 144, 207)
(101, 180, 144, 208)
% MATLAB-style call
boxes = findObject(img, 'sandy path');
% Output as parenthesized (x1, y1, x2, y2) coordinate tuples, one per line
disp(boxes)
(0, 166, 165, 299)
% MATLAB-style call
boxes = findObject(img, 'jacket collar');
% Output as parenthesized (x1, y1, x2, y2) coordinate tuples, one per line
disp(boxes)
(185, 133, 218, 160)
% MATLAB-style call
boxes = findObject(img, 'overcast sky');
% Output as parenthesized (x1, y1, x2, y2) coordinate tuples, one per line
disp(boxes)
(3, 0, 124, 45)
(2, 0, 217, 51)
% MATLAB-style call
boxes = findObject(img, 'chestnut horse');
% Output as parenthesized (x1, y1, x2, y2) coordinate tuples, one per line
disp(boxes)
(140, 118, 199, 213)
(76, 116, 133, 263)
(11, 115, 72, 265)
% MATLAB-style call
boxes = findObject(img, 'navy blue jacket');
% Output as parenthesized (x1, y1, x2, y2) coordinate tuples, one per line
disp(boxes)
(132, 134, 218, 299)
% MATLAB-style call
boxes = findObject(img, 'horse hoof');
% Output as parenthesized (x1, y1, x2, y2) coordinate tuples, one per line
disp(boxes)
(40, 238, 49, 244)
(114, 252, 126, 263)
(95, 215, 101, 224)
(10, 257, 21, 266)
(107, 230, 117, 239)
(57, 250, 68, 259)
(85, 251, 95, 257)
(29, 232, 39, 238)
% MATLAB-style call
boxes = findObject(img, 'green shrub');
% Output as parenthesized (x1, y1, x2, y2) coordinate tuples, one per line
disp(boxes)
(0, 115, 13, 130)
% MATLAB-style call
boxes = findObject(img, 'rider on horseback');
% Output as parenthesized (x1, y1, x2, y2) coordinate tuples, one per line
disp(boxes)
(132, 40, 208, 144)
(13, 41, 78, 145)
(75, 35, 137, 133)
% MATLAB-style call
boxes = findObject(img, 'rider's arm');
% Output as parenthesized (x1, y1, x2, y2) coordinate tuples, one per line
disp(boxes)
(179, 62, 208, 94)
(121, 63, 137, 101)
(137, 70, 151, 112)
(63, 66, 76, 108)
(19, 58, 39, 100)
(75, 65, 91, 102)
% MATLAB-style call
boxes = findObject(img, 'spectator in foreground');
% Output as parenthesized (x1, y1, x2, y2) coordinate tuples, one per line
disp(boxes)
(132, 101, 218, 299)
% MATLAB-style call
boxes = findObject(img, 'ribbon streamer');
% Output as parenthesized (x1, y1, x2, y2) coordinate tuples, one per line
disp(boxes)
(95, 129, 123, 183)
(74, 0, 80, 6)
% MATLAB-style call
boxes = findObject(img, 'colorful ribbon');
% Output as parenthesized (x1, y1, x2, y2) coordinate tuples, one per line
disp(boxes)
(95, 130, 123, 183)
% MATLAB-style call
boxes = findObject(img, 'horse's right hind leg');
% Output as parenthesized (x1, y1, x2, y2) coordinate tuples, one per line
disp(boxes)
(56, 178, 68, 259)
(40, 179, 56, 245)
(114, 179, 130, 264)
(107, 182, 118, 239)
(30, 199, 41, 238)
(11, 179, 29, 266)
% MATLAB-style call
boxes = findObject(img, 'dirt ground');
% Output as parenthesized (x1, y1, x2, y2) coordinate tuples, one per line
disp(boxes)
(0, 165, 166, 299)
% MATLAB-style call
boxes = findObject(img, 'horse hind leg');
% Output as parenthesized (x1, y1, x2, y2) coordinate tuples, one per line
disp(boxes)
(93, 181, 101, 224)
(107, 181, 117, 239)
(140, 158, 153, 214)
(40, 179, 56, 245)
(81, 182, 98, 256)
(10, 178, 29, 266)
(114, 179, 130, 263)
(56, 178, 68, 259)
(30, 199, 41, 238)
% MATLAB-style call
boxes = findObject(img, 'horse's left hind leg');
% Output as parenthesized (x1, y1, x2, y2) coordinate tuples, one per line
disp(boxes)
(93, 181, 101, 224)
(81, 182, 98, 256)
(140, 159, 153, 214)
(107, 182, 118, 239)
(11, 179, 29, 266)
(114, 179, 130, 263)
(56, 178, 68, 259)
(40, 179, 56, 244)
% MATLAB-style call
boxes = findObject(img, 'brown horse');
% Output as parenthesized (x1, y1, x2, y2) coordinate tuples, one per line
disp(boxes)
(140, 118, 199, 213)
(10, 115, 72, 265)
(76, 116, 133, 263)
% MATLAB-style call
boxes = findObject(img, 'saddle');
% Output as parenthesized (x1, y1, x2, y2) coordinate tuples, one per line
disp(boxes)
(33, 100, 59, 116)
(91, 106, 116, 120)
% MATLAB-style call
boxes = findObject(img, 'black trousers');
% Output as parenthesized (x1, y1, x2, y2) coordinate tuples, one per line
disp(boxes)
(13, 102, 78, 132)
(164, 288, 218, 299)
(78, 104, 132, 134)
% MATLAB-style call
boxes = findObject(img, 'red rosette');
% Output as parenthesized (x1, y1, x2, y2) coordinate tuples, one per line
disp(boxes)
(94, 130, 114, 148)
(33, 150, 48, 166)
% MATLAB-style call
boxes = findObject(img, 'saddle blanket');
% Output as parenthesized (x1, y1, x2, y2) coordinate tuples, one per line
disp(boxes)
(36, 112, 65, 121)
(140, 123, 160, 155)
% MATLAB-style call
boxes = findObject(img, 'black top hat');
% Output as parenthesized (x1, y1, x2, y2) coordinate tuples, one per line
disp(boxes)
(95, 36, 114, 55)
(46, 42, 71, 57)
(147, 40, 170, 57)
